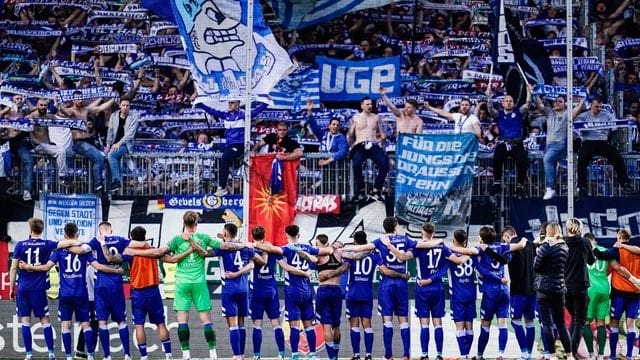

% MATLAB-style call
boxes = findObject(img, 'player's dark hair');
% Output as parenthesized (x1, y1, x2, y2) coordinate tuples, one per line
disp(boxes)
(383, 217, 398, 233)
(130, 226, 146, 241)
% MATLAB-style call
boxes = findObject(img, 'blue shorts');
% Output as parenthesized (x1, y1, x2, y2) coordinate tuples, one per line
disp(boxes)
(451, 301, 477, 322)
(221, 292, 248, 318)
(480, 288, 510, 321)
(284, 290, 314, 321)
(131, 286, 165, 325)
(610, 296, 640, 320)
(58, 296, 90, 322)
(250, 291, 280, 320)
(346, 299, 373, 319)
(316, 286, 342, 327)
(16, 289, 49, 318)
(510, 294, 537, 320)
(95, 287, 126, 323)
(378, 282, 409, 317)
(415, 288, 446, 318)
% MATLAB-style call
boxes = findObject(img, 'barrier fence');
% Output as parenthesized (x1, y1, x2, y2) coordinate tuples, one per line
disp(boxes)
(7, 150, 640, 201)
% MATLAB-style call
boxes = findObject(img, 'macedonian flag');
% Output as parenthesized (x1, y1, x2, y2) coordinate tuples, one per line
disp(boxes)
(249, 154, 300, 246)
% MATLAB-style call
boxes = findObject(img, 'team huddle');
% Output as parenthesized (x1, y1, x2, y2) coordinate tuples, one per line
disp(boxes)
(8, 212, 640, 360)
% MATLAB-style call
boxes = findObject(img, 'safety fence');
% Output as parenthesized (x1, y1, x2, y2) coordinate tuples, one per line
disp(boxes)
(7, 151, 640, 201)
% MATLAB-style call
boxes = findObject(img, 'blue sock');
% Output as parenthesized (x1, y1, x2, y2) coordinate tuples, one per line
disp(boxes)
(161, 338, 171, 356)
(420, 326, 430, 355)
(477, 326, 490, 355)
(435, 326, 443, 355)
(274, 326, 285, 354)
(138, 342, 147, 357)
(334, 341, 340, 359)
(290, 327, 300, 356)
(498, 325, 508, 353)
(627, 328, 636, 358)
(21, 323, 33, 354)
(465, 330, 474, 356)
(252, 326, 262, 356)
(43, 323, 54, 352)
(610, 327, 619, 359)
(99, 327, 111, 357)
(400, 322, 410, 357)
(229, 327, 240, 356)
(118, 324, 130, 356)
(526, 322, 536, 352)
(456, 330, 467, 357)
(350, 327, 361, 355)
(305, 326, 316, 354)
(239, 325, 246, 355)
(364, 327, 374, 355)
(83, 329, 95, 355)
(325, 341, 335, 359)
(383, 322, 393, 359)
(62, 330, 72, 356)
(512, 320, 528, 353)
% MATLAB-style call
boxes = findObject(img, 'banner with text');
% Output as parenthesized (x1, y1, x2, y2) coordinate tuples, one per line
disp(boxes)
(318, 56, 400, 101)
(395, 133, 478, 226)
(43, 193, 99, 241)
(510, 197, 640, 246)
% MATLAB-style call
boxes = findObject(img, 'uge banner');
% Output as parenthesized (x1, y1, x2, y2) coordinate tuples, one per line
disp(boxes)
(318, 56, 400, 101)
(395, 133, 478, 226)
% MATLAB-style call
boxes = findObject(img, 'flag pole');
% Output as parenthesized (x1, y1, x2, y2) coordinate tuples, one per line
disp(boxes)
(487, 63, 494, 95)
(243, 0, 254, 242)
(566, 0, 574, 218)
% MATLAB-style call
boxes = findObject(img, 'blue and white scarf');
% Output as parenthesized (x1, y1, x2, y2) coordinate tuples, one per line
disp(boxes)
(287, 44, 364, 59)
(58, 86, 119, 103)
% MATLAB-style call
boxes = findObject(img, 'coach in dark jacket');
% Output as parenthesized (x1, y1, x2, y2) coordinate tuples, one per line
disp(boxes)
(564, 218, 595, 358)
(534, 222, 574, 359)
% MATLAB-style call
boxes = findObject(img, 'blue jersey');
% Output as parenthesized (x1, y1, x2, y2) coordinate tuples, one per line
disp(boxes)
(414, 243, 452, 291)
(88, 236, 129, 288)
(13, 238, 58, 290)
(51, 250, 95, 298)
(250, 249, 281, 297)
(201, 103, 267, 145)
(372, 235, 417, 286)
(281, 244, 319, 294)
(215, 247, 254, 294)
(497, 108, 524, 139)
(476, 243, 511, 293)
(346, 252, 381, 301)
(448, 252, 477, 302)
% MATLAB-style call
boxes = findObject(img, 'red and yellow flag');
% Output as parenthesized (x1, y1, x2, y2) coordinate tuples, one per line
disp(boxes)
(249, 154, 299, 246)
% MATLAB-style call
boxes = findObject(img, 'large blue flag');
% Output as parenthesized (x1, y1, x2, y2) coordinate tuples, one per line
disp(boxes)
(269, 66, 320, 112)
(167, 0, 293, 110)
(268, 0, 393, 29)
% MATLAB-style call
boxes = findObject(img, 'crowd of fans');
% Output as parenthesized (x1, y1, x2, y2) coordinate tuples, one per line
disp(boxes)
(0, 0, 639, 200)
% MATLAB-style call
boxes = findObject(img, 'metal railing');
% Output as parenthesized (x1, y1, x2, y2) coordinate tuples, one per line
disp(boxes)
(7, 151, 640, 200)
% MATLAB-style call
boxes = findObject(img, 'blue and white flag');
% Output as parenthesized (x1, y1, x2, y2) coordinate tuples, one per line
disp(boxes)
(269, 66, 319, 112)
(169, 0, 293, 111)
(318, 56, 400, 101)
(395, 133, 478, 226)
(268, 0, 394, 29)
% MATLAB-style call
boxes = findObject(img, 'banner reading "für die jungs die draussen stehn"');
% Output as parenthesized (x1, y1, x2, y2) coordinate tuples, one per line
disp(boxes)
(395, 133, 478, 226)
